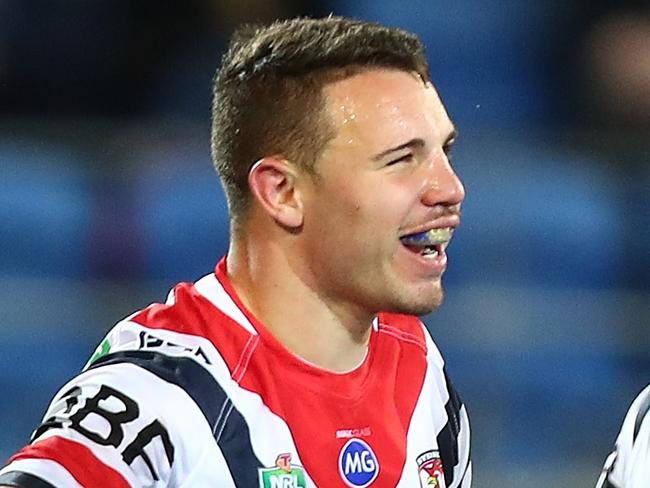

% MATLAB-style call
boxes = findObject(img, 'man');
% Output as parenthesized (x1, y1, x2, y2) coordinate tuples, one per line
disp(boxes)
(0, 16, 471, 487)
(596, 384, 650, 488)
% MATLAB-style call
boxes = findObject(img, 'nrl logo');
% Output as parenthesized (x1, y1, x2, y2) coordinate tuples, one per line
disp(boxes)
(258, 453, 306, 488)
(417, 450, 446, 488)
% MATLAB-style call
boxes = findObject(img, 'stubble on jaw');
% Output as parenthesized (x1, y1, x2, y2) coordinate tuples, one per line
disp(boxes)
(393, 289, 444, 317)
(374, 268, 445, 317)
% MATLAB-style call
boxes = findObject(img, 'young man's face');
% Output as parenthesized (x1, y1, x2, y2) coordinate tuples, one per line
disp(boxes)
(298, 68, 465, 317)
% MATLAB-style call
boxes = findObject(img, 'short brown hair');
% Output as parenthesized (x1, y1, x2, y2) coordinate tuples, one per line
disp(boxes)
(211, 16, 431, 223)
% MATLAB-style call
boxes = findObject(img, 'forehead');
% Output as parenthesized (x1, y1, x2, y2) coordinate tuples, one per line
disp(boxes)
(322, 69, 453, 151)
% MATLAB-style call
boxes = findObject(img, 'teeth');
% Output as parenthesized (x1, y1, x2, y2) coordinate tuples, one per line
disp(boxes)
(401, 227, 452, 247)
(422, 247, 439, 258)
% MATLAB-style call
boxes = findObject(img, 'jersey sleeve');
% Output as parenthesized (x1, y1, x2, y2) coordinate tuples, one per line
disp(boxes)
(0, 358, 221, 488)
(596, 384, 650, 488)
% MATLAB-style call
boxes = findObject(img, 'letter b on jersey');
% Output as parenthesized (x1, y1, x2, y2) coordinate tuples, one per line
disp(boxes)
(338, 439, 379, 487)
(69, 385, 139, 446)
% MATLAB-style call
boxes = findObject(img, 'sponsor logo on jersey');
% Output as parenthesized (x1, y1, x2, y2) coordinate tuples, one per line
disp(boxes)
(336, 426, 372, 439)
(338, 438, 379, 487)
(87, 338, 112, 366)
(258, 453, 306, 488)
(417, 450, 446, 487)
(137, 330, 212, 364)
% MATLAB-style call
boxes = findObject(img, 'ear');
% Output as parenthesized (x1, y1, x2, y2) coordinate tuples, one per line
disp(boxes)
(248, 156, 304, 229)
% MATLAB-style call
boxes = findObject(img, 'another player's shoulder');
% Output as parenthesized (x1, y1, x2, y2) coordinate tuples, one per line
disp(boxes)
(626, 384, 650, 434)
(616, 384, 650, 456)
(596, 384, 650, 488)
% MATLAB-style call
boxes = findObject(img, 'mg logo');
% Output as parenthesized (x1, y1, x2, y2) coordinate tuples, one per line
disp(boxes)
(338, 438, 379, 487)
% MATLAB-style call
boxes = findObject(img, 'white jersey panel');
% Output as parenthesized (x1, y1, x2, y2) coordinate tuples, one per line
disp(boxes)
(598, 384, 650, 488)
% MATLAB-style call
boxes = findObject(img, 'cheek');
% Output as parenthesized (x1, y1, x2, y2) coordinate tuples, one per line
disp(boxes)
(345, 182, 413, 231)
(321, 180, 365, 219)
(377, 178, 419, 217)
(313, 174, 414, 234)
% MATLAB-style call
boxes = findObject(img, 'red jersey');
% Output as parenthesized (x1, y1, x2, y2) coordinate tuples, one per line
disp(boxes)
(0, 258, 471, 487)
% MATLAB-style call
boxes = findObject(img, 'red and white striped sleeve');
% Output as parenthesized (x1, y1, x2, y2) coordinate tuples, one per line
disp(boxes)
(0, 359, 221, 488)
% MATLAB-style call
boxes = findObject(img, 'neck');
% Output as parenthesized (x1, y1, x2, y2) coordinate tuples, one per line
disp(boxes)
(226, 231, 373, 373)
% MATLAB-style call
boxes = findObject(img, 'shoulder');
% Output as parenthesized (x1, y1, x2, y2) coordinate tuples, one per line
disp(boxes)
(616, 384, 650, 459)
(82, 270, 266, 438)
(87, 271, 259, 375)
(618, 384, 650, 457)
(627, 384, 650, 437)
(0, 271, 258, 487)
(599, 384, 650, 488)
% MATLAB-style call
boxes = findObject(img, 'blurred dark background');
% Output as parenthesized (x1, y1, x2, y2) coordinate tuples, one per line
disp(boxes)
(0, 1, 648, 486)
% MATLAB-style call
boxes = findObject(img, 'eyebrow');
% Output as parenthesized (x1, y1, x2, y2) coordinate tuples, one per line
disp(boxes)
(371, 138, 425, 161)
(371, 127, 458, 161)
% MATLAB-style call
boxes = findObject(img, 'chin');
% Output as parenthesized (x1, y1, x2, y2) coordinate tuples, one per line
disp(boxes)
(389, 288, 444, 317)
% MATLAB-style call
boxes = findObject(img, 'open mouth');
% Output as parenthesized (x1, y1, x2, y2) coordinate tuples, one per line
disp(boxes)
(399, 227, 453, 258)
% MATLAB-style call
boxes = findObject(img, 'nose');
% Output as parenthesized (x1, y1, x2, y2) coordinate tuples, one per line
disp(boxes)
(420, 153, 465, 207)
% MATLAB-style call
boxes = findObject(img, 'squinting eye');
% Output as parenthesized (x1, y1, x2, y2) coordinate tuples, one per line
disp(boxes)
(386, 154, 414, 166)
